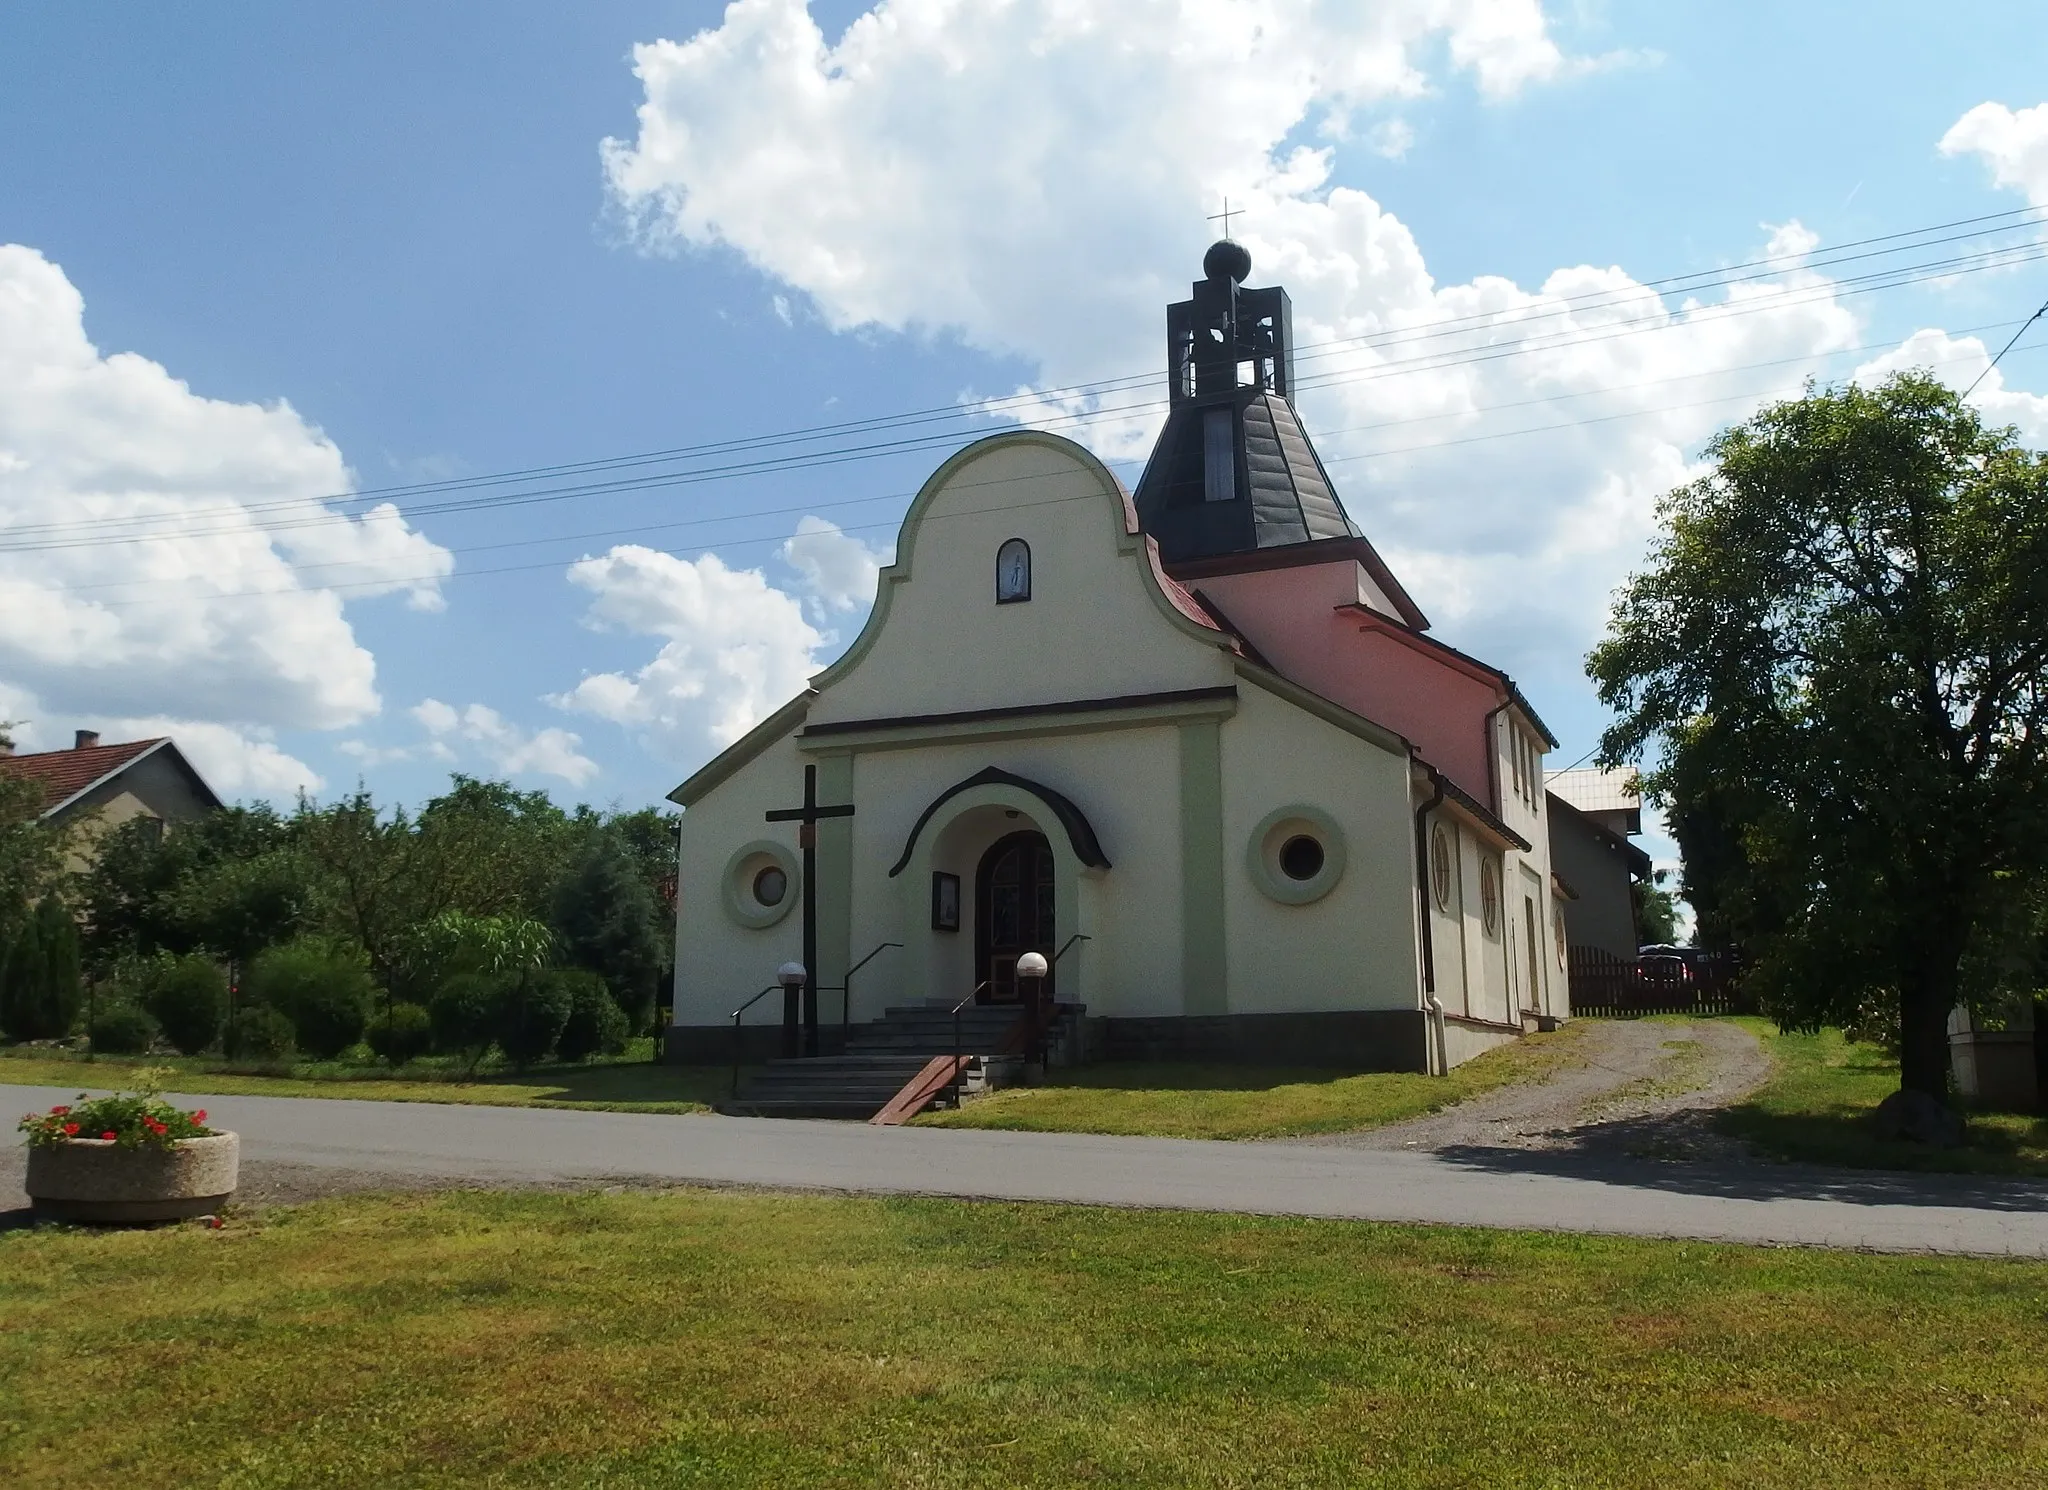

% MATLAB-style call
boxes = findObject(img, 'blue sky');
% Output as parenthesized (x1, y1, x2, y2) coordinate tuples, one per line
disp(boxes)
(2, 1, 2046, 829)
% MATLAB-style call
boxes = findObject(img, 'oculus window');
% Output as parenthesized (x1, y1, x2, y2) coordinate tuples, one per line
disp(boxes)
(996, 538, 1031, 603)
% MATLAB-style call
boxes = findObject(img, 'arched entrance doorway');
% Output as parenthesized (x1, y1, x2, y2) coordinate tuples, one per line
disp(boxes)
(975, 829, 1055, 1004)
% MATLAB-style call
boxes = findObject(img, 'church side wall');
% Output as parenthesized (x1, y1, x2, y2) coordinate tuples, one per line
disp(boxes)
(672, 730, 809, 1041)
(1218, 684, 1419, 1015)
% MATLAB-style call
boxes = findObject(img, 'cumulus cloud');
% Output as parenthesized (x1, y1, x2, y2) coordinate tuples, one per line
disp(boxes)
(0, 245, 453, 765)
(1941, 100, 2048, 206)
(550, 545, 828, 761)
(601, 2, 1904, 683)
(1853, 327, 2048, 442)
(781, 516, 889, 613)
(411, 699, 600, 787)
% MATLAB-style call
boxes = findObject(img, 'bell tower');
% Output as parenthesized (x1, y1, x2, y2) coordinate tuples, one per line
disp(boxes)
(1133, 241, 1360, 564)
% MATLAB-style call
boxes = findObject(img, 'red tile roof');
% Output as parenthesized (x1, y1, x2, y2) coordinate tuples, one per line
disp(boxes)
(0, 738, 167, 813)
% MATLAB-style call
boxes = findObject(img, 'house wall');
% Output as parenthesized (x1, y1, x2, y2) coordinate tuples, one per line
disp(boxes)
(54, 750, 217, 873)
(1549, 808, 1640, 959)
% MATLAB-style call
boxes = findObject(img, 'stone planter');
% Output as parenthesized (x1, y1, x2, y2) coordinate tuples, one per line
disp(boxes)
(25, 1132, 239, 1223)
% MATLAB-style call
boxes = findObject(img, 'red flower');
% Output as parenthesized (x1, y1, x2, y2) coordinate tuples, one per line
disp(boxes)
(61, 1123, 79, 1136)
(193, 1110, 207, 1123)
(50, 1105, 70, 1115)
(101, 1131, 117, 1141)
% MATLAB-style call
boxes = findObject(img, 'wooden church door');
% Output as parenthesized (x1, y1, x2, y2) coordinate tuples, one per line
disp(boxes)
(976, 830, 1055, 1004)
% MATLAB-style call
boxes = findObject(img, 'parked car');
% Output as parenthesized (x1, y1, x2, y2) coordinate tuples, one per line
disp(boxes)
(1633, 952, 1692, 989)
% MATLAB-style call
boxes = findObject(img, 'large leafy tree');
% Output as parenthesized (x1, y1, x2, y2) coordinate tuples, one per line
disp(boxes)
(78, 805, 310, 967)
(1590, 373, 2048, 1103)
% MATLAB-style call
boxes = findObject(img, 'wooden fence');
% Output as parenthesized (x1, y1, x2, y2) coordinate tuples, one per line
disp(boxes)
(1567, 946, 1748, 1018)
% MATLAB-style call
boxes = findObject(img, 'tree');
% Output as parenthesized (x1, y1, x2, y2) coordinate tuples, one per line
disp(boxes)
(550, 827, 665, 1032)
(0, 894, 84, 1041)
(0, 765, 66, 954)
(78, 805, 309, 967)
(1634, 871, 1681, 947)
(1589, 373, 2048, 1106)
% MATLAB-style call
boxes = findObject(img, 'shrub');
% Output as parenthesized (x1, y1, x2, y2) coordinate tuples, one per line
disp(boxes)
(143, 955, 229, 1055)
(226, 1005, 296, 1061)
(247, 939, 373, 1060)
(366, 1001, 434, 1067)
(429, 972, 502, 1073)
(555, 971, 630, 1063)
(89, 1001, 157, 1055)
(0, 895, 84, 1041)
(497, 970, 573, 1069)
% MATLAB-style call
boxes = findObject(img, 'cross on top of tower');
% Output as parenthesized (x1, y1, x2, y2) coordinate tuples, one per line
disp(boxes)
(1206, 196, 1240, 239)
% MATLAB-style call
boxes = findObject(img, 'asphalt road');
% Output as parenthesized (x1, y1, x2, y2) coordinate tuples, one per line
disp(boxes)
(5, 1081, 2045, 1255)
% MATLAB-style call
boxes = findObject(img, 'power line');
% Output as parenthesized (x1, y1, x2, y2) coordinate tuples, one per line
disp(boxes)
(9, 235, 2045, 560)
(52, 334, 2043, 610)
(6, 201, 2044, 548)
(1964, 296, 2048, 397)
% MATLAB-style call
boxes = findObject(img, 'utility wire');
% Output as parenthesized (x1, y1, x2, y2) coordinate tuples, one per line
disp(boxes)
(8, 236, 2045, 557)
(5, 201, 2044, 545)
(1963, 296, 2048, 397)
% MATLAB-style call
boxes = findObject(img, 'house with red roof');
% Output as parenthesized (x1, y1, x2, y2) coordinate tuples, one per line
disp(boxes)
(0, 730, 221, 867)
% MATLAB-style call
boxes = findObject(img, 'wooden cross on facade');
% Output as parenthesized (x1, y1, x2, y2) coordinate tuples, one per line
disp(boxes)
(765, 764, 855, 1057)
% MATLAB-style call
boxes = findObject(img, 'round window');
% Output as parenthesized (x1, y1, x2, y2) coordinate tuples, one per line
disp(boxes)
(752, 865, 788, 907)
(1479, 859, 1501, 936)
(1278, 835, 1324, 881)
(1553, 905, 1568, 970)
(1429, 824, 1453, 910)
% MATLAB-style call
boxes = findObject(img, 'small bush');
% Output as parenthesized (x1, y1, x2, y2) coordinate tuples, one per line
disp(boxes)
(498, 971, 573, 1069)
(143, 955, 230, 1055)
(247, 939, 373, 1060)
(226, 1005, 296, 1061)
(366, 1001, 434, 1067)
(1, 896, 84, 1041)
(430, 972, 502, 1072)
(89, 1001, 157, 1055)
(556, 971, 630, 1063)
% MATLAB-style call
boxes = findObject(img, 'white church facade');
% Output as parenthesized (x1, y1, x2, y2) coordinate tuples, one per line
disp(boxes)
(668, 243, 1564, 1076)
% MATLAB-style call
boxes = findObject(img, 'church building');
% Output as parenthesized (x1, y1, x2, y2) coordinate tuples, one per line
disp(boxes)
(667, 242, 1564, 1078)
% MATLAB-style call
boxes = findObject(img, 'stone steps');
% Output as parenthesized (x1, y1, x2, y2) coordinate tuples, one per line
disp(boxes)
(722, 1000, 1076, 1119)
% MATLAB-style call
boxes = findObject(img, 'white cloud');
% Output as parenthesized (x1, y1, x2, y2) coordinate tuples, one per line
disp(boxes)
(781, 516, 889, 613)
(1941, 100, 2048, 206)
(0, 245, 453, 750)
(1367, 118, 1417, 160)
(551, 544, 829, 761)
(1853, 327, 2048, 441)
(411, 698, 600, 787)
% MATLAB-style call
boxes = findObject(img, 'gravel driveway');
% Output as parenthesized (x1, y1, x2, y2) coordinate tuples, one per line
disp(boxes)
(1303, 1018, 1773, 1159)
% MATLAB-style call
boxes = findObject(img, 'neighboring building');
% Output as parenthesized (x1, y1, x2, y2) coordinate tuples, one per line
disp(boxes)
(668, 242, 1565, 1074)
(0, 731, 222, 869)
(1545, 768, 1651, 960)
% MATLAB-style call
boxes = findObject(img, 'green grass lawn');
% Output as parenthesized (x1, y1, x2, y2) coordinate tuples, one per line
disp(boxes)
(912, 1022, 1589, 1139)
(2, 1188, 2044, 1488)
(1718, 1019, 2048, 1178)
(0, 1045, 726, 1115)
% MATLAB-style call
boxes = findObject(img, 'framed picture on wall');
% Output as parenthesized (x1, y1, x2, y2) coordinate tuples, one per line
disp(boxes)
(931, 871, 961, 932)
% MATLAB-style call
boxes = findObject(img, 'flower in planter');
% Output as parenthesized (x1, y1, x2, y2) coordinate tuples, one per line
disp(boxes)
(17, 1086, 217, 1151)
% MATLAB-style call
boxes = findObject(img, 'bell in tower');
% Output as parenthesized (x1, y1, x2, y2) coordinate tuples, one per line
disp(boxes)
(1133, 241, 1361, 563)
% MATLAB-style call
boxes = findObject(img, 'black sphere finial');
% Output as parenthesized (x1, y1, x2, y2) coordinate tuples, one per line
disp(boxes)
(1203, 239, 1252, 285)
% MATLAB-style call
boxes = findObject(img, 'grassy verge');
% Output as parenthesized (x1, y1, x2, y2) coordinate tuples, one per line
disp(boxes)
(912, 1022, 1590, 1139)
(0, 1045, 725, 1115)
(3, 1188, 2044, 1488)
(1719, 1018, 2048, 1177)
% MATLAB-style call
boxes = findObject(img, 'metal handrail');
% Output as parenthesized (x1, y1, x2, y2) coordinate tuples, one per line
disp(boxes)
(728, 984, 779, 1101)
(952, 980, 992, 1086)
(1038, 934, 1092, 1064)
(835, 940, 903, 1038)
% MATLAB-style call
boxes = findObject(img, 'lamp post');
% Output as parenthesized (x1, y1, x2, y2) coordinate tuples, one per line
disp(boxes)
(1016, 951, 1050, 1070)
(776, 961, 807, 1060)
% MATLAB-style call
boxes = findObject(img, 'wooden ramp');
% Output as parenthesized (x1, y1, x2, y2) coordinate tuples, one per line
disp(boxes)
(870, 1055, 974, 1126)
